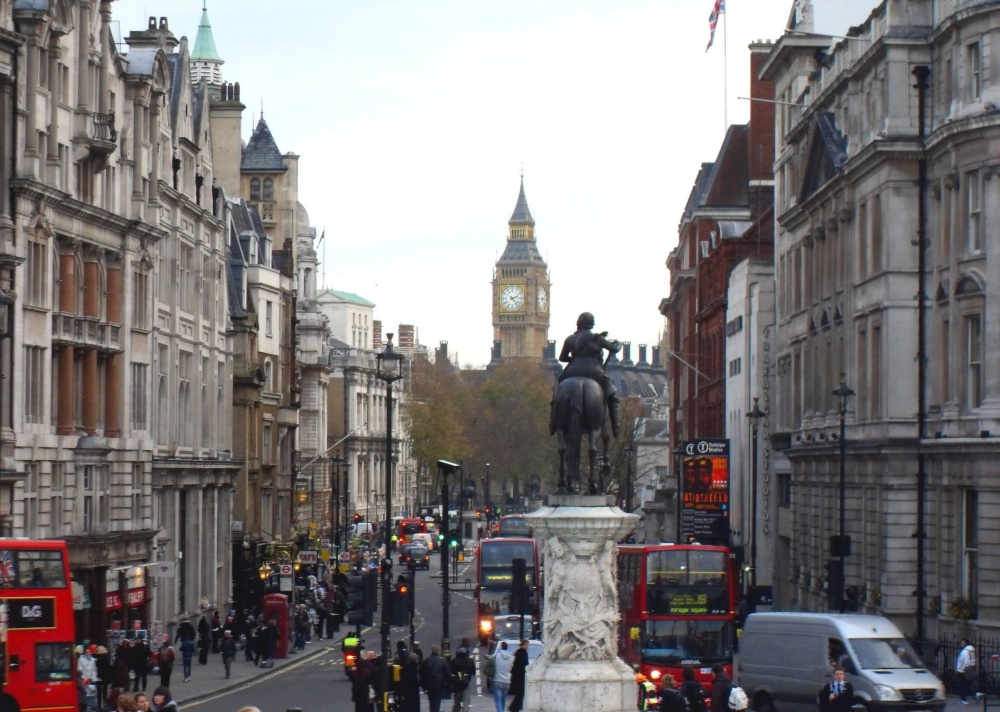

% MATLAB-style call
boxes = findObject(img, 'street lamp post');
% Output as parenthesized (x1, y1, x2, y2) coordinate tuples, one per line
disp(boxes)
(376, 333, 405, 708)
(832, 377, 855, 613)
(625, 444, 635, 513)
(485, 462, 491, 525)
(437, 459, 460, 656)
(746, 397, 766, 595)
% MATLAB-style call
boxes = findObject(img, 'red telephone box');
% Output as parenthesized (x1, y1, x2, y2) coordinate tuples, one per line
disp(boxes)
(262, 593, 290, 659)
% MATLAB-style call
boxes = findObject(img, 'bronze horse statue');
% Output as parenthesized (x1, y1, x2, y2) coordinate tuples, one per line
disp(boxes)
(552, 376, 611, 494)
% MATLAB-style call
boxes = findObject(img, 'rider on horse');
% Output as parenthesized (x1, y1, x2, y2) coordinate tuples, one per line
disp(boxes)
(556, 312, 622, 437)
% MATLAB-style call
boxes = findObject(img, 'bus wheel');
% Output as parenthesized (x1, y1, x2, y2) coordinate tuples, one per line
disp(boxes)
(0, 694, 20, 712)
(754, 694, 776, 712)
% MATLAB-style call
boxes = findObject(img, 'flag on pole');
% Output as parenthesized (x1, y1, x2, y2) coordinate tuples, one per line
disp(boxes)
(706, 0, 725, 52)
(316, 228, 325, 248)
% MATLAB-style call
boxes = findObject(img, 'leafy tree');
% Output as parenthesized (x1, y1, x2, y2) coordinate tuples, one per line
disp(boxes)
(406, 356, 472, 471)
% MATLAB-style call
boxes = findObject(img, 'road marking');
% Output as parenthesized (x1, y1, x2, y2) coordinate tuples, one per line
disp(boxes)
(183, 649, 337, 707)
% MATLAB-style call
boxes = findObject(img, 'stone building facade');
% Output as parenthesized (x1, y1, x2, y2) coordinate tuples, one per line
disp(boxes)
(5, 3, 237, 644)
(762, 0, 1000, 633)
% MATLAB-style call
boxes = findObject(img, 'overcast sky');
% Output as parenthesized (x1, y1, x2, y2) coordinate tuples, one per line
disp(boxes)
(113, 1, 827, 367)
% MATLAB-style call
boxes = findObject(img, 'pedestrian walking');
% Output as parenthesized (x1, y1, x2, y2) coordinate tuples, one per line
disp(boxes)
(179, 638, 194, 682)
(135, 692, 150, 712)
(94, 646, 113, 712)
(349, 649, 374, 712)
(508, 640, 529, 712)
(419, 644, 451, 712)
(448, 645, 476, 712)
(680, 665, 709, 712)
(220, 631, 237, 679)
(151, 687, 178, 712)
(659, 674, 688, 712)
(710, 663, 733, 712)
(399, 653, 421, 712)
(489, 641, 515, 712)
(819, 668, 854, 712)
(210, 611, 222, 654)
(157, 636, 175, 689)
(130, 638, 150, 692)
(956, 639, 983, 704)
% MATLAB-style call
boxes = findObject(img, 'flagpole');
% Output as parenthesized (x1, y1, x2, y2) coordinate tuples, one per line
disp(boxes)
(723, 2, 729, 131)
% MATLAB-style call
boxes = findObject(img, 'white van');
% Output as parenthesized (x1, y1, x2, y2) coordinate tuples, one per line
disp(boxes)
(738, 613, 945, 712)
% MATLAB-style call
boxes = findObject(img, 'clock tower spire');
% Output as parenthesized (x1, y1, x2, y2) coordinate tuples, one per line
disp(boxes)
(492, 173, 550, 361)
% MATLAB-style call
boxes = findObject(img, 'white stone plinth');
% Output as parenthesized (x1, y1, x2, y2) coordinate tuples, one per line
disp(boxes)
(522, 498, 639, 712)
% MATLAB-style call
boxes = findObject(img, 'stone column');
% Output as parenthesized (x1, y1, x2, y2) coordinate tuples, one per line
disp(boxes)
(524, 495, 638, 712)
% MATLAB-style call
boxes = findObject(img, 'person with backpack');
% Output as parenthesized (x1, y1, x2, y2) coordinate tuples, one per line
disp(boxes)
(448, 646, 475, 712)
(711, 663, 734, 712)
(157, 636, 175, 689)
(418, 644, 451, 712)
(681, 666, 709, 712)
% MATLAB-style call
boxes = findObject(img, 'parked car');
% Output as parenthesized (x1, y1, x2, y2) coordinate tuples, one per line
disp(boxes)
(397, 542, 416, 564)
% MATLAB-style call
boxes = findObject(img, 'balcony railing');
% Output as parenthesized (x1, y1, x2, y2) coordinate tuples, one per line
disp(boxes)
(92, 112, 117, 143)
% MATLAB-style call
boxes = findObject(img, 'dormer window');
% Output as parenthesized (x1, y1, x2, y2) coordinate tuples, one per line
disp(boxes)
(250, 178, 261, 200)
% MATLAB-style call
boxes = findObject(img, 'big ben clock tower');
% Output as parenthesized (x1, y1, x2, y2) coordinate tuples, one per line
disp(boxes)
(492, 175, 550, 360)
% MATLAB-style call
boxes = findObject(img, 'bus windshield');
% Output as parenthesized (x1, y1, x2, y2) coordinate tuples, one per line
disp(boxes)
(0, 548, 68, 588)
(640, 619, 735, 665)
(644, 549, 728, 615)
(480, 541, 535, 569)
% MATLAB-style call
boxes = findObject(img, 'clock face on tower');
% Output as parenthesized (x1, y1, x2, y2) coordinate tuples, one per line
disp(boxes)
(500, 284, 525, 312)
(537, 286, 548, 313)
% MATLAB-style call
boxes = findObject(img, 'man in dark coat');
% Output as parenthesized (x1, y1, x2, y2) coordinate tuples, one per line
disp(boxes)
(349, 650, 374, 712)
(819, 668, 855, 712)
(130, 638, 150, 692)
(449, 645, 477, 712)
(508, 640, 530, 712)
(419, 644, 451, 712)
(710, 663, 733, 712)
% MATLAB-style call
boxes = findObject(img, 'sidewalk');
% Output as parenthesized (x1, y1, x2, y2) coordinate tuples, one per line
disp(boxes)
(172, 638, 335, 706)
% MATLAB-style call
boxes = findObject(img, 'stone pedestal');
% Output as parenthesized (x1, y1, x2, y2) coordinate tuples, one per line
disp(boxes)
(523, 495, 639, 712)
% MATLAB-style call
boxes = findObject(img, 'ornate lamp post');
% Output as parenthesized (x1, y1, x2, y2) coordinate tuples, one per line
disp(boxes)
(746, 397, 766, 594)
(376, 333, 405, 702)
(832, 377, 855, 613)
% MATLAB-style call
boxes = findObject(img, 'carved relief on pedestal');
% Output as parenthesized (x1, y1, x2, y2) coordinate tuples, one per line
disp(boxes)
(542, 535, 619, 662)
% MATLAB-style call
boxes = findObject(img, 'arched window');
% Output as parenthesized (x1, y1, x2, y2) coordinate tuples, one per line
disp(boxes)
(264, 359, 273, 391)
(263, 178, 274, 200)
(250, 178, 261, 200)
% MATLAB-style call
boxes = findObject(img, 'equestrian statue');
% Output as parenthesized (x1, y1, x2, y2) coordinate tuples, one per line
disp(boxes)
(550, 311, 622, 494)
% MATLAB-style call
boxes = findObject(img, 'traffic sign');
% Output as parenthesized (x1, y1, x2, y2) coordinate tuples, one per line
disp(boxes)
(320, 538, 330, 549)
(279, 564, 293, 576)
(339, 552, 350, 562)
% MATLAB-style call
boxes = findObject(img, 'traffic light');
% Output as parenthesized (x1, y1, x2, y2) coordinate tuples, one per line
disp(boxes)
(361, 570, 378, 626)
(448, 529, 460, 548)
(391, 583, 410, 626)
(344, 572, 364, 625)
(437, 531, 445, 544)
(353, 513, 361, 523)
(511, 557, 529, 614)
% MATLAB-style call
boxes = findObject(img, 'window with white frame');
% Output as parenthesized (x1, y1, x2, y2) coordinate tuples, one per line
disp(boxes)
(157, 344, 169, 443)
(265, 300, 273, 336)
(968, 42, 981, 101)
(962, 489, 978, 607)
(132, 269, 150, 329)
(131, 463, 143, 528)
(24, 345, 46, 424)
(965, 314, 983, 408)
(131, 363, 148, 430)
(180, 245, 194, 312)
(965, 170, 982, 253)
(263, 421, 273, 465)
(264, 359, 273, 392)
(50, 463, 64, 537)
(82, 465, 108, 534)
(24, 463, 39, 537)
(26, 239, 48, 307)
(178, 351, 192, 446)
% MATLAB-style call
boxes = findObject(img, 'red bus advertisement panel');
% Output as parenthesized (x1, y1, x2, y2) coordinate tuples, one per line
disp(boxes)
(618, 544, 736, 693)
(0, 539, 77, 712)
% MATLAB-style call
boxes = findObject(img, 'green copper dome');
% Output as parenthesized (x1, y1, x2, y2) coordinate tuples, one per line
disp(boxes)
(191, 5, 223, 62)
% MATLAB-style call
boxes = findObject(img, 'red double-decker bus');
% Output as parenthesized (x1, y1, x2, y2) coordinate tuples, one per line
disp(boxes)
(475, 537, 540, 644)
(618, 543, 737, 692)
(397, 518, 428, 544)
(0, 539, 77, 712)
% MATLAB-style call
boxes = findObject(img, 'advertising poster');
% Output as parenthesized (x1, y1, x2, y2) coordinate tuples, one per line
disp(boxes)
(680, 439, 730, 544)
